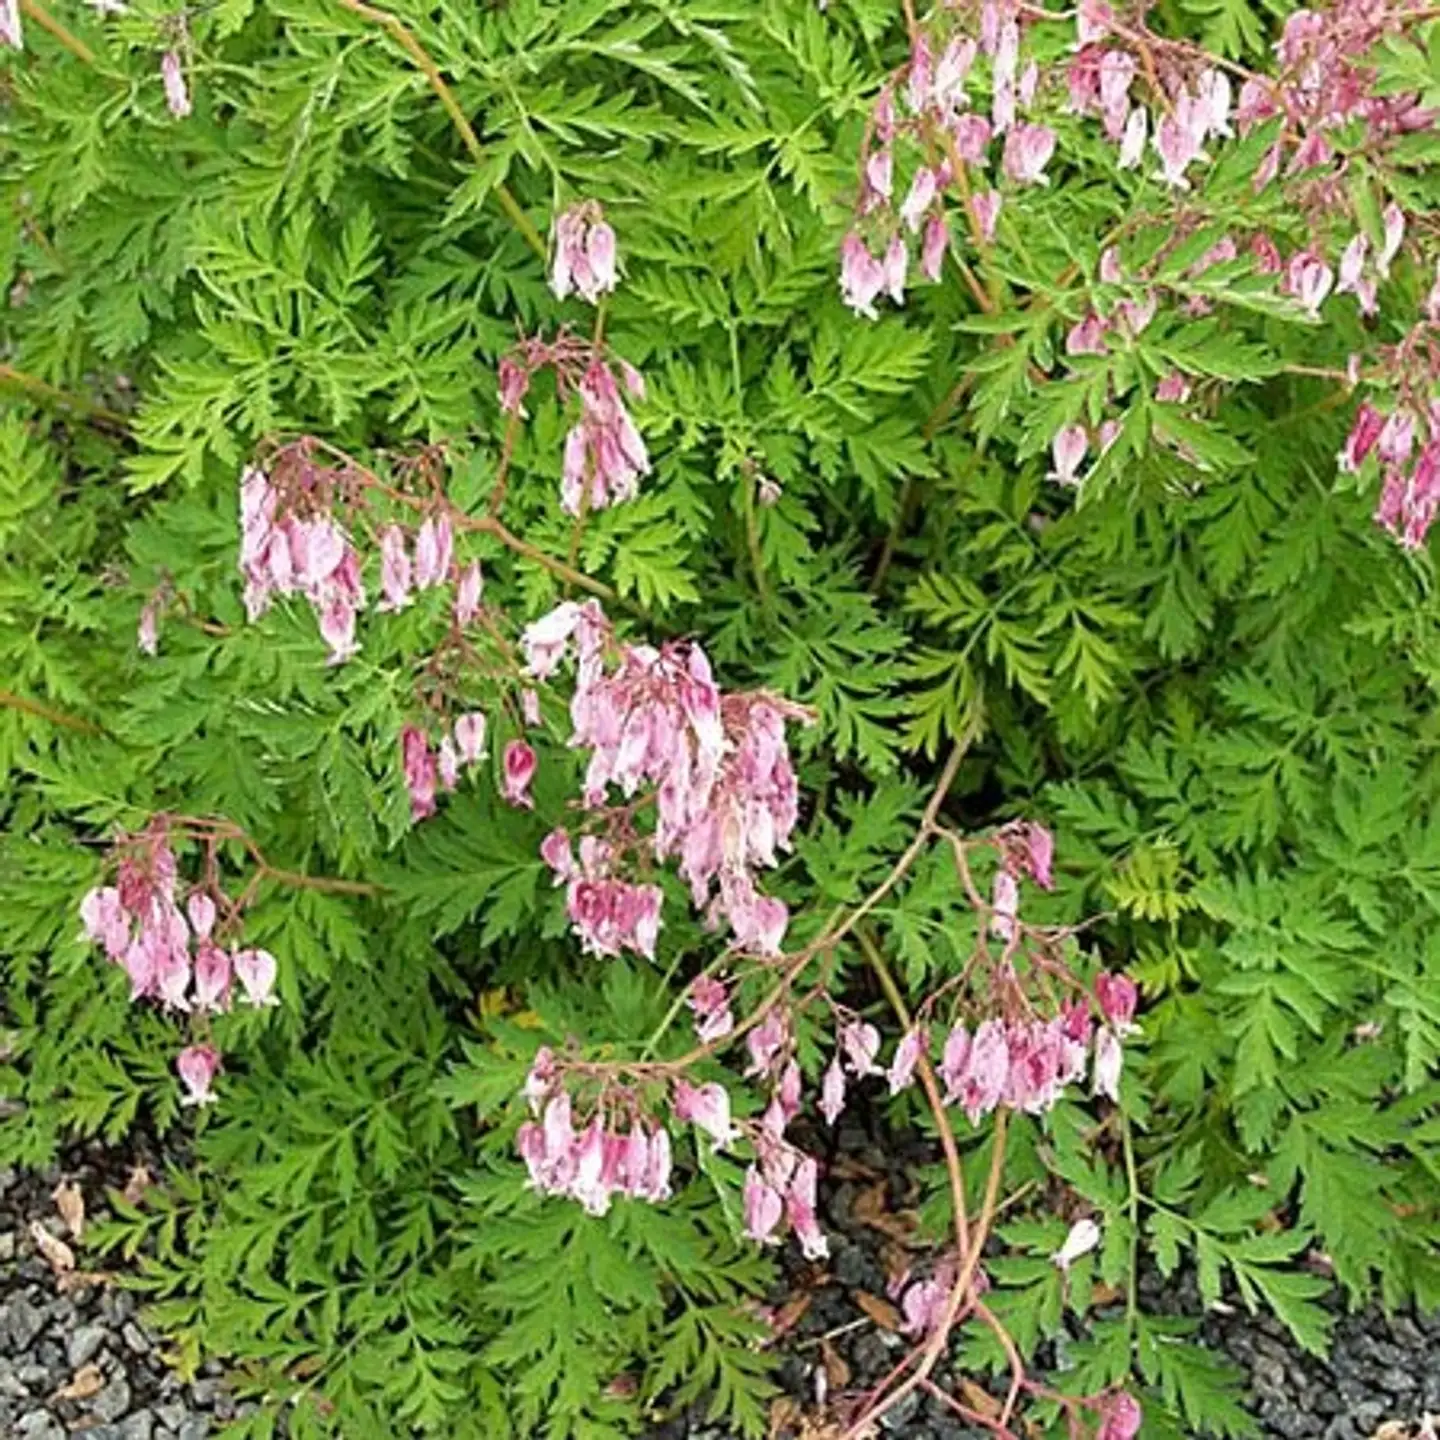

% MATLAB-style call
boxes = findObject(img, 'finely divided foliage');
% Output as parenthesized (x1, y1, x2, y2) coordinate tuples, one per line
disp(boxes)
(1, 0, 1438, 1437)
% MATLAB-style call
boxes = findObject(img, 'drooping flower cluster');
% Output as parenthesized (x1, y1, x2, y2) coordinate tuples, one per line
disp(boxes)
(399, 713, 488, 821)
(238, 463, 367, 665)
(516, 1049, 672, 1215)
(78, 819, 279, 1107)
(541, 830, 664, 960)
(498, 331, 651, 516)
(1339, 317, 1440, 548)
(522, 598, 808, 956)
(1, 0, 21, 49)
(549, 201, 619, 305)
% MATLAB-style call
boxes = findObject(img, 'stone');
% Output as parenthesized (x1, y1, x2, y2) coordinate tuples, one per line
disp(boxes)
(177, 1417, 210, 1440)
(15, 1411, 66, 1440)
(155, 1401, 187, 1430)
(189, 1377, 223, 1407)
(119, 1409, 156, 1440)
(66, 1323, 109, 1369)
(121, 1321, 152, 1355)
(91, 1375, 133, 1423)
(5, 1296, 45, 1352)
(0, 1231, 16, 1263)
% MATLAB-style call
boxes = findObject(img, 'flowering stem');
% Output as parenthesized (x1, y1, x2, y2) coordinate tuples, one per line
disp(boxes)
(0, 689, 103, 735)
(331, 0, 547, 261)
(18, 0, 97, 64)
(856, 924, 971, 1259)
(0, 364, 125, 427)
(1121, 1110, 1141, 1336)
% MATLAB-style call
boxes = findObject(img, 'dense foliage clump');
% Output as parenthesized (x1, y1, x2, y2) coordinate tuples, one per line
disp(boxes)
(2, 0, 1439, 1435)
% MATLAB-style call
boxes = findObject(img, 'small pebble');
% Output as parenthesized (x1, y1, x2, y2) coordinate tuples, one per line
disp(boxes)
(67, 1322, 109, 1369)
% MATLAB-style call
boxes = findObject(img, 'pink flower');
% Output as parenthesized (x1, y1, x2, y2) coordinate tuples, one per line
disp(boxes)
(1378, 411, 1416, 466)
(1002, 124, 1056, 185)
(192, 941, 232, 1013)
(1195, 68, 1232, 137)
(413, 516, 453, 590)
(561, 360, 651, 515)
(502, 740, 537, 808)
(233, 947, 278, 1007)
(377, 526, 412, 612)
(747, 1010, 789, 1078)
(1338, 404, 1385, 474)
(498, 355, 531, 416)
(841, 1020, 881, 1077)
(1094, 971, 1137, 1027)
(1093, 1024, 1124, 1100)
(1048, 424, 1088, 486)
(743, 1168, 784, 1244)
(921, 214, 949, 281)
(80, 886, 130, 958)
(540, 827, 575, 881)
(1155, 371, 1191, 404)
(1285, 251, 1333, 317)
(0, 0, 21, 48)
(1019, 822, 1053, 888)
(687, 976, 733, 1043)
(1066, 314, 1108, 357)
(1076, 0, 1113, 44)
(935, 36, 976, 108)
(454, 712, 487, 765)
(401, 726, 438, 821)
(161, 51, 191, 119)
(438, 736, 460, 791)
(865, 148, 894, 204)
(953, 1018, 1009, 1124)
(969, 189, 1002, 243)
(186, 893, 216, 940)
(1097, 1391, 1142, 1440)
(177, 1044, 220, 1107)
(1117, 106, 1146, 168)
(317, 593, 358, 666)
(840, 232, 886, 318)
(673, 1080, 739, 1150)
(819, 1058, 847, 1125)
(881, 234, 908, 306)
(1379, 202, 1405, 277)
(951, 113, 993, 164)
(938, 1023, 971, 1102)
(521, 688, 542, 727)
(785, 1155, 828, 1260)
(899, 167, 937, 232)
(887, 1027, 926, 1095)
(1052, 1217, 1101, 1269)
(905, 34, 932, 113)
(521, 601, 585, 679)
(1152, 94, 1207, 187)
(900, 1261, 958, 1337)
(453, 560, 483, 626)
(550, 202, 620, 304)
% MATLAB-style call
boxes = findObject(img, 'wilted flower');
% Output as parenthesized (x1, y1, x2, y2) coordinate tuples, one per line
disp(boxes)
(1052, 1216, 1102, 1270)
(161, 51, 191, 118)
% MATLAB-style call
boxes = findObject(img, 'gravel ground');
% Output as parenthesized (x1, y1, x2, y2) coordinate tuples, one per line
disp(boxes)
(3, 1128, 1435, 1440)
(0, 1149, 257, 1440)
(647, 1116, 1440, 1440)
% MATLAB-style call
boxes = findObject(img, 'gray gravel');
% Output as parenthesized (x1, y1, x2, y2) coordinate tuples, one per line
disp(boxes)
(0, 1156, 258, 1440)
(646, 1116, 1440, 1439)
